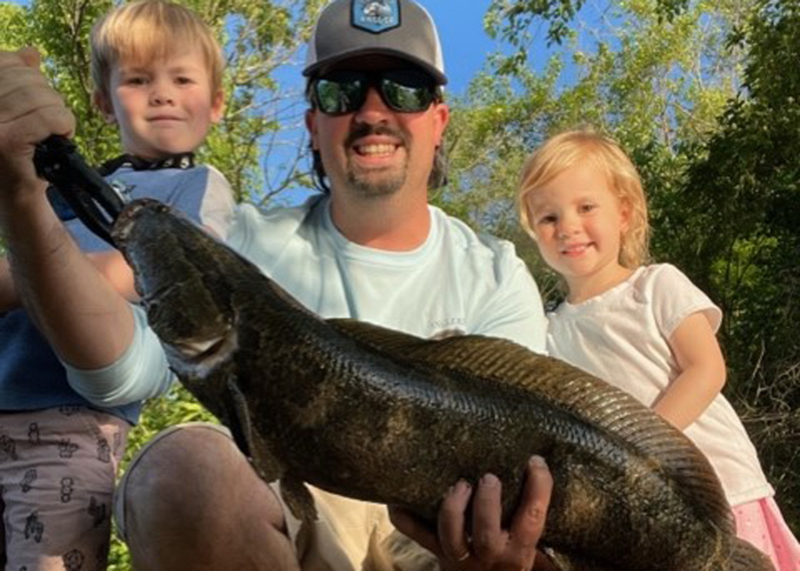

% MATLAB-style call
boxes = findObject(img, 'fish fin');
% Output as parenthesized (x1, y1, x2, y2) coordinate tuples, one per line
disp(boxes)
(279, 476, 318, 523)
(374, 530, 438, 571)
(222, 378, 255, 459)
(541, 546, 616, 570)
(327, 319, 734, 538)
(726, 538, 775, 571)
(222, 378, 284, 482)
(278, 477, 321, 564)
(327, 318, 431, 354)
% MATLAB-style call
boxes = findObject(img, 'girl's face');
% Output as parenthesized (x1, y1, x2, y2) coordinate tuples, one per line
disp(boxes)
(524, 158, 632, 302)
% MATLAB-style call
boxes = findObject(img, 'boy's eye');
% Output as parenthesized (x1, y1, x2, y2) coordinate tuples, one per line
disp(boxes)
(176, 76, 195, 85)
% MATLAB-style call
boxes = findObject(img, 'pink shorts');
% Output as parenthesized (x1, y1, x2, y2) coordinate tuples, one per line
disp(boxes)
(734, 496, 800, 571)
(0, 407, 129, 571)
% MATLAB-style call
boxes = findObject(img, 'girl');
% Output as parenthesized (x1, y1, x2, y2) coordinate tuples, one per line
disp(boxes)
(516, 128, 799, 570)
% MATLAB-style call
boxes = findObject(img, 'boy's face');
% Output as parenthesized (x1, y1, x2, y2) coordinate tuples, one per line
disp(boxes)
(96, 48, 223, 160)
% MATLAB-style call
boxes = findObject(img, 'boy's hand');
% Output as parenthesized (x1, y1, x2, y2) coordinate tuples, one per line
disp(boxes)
(0, 48, 74, 210)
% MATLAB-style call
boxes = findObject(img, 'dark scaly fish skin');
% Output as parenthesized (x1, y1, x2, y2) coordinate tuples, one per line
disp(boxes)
(112, 199, 774, 571)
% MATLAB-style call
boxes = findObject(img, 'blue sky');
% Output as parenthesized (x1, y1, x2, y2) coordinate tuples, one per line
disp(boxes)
(418, 1, 502, 95)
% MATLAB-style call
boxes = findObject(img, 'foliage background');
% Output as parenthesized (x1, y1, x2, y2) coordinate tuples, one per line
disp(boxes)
(0, 0, 797, 567)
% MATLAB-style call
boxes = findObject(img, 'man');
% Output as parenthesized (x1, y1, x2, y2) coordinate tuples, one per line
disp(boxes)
(0, 1, 553, 569)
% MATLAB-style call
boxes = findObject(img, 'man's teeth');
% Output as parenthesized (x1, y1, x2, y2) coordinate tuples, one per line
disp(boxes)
(357, 144, 395, 156)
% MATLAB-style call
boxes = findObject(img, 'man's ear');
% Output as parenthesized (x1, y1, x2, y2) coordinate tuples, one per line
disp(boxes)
(305, 109, 319, 150)
(92, 90, 116, 124)
(432, 102, 449, 147)
(210, 89, 225, 123)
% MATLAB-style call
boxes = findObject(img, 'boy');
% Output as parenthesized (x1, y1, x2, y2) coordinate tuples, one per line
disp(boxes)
(0, 2, 234, 569)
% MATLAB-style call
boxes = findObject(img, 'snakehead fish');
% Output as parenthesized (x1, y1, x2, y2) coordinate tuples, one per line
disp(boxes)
(112, 199, 773, 571)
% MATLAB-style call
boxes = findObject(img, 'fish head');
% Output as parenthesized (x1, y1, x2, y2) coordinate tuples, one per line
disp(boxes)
(111, 199, 243, 383)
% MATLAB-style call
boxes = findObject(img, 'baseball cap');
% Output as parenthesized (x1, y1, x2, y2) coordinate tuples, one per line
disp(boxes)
(304, 0, 447, 85)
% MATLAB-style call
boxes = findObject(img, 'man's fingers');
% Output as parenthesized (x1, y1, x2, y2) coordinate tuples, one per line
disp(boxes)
(470, 473, 504, 559)
(437, 480, 473, 562)
(509, 456, 552, 553)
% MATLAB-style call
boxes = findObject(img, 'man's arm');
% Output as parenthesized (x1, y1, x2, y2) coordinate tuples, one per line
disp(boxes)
(0, 48, 134, 368)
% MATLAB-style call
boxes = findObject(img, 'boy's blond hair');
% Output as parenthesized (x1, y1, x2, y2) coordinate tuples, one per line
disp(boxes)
(517, 128, 650, 269)
(91, 0, 224, 100)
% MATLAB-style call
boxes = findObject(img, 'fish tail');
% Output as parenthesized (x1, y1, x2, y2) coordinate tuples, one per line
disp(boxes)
(726, 538, 775, 571)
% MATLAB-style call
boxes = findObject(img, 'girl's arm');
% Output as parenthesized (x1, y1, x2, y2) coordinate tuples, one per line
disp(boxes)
(651, 312, 727, 430)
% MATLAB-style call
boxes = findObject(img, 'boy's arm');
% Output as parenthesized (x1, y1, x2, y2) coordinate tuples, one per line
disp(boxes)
(0, 48, 135, 369)
(651, 312, 727, 430)
(0, 251, 139, 312)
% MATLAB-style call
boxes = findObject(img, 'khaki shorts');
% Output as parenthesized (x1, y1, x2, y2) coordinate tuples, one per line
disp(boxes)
(0, 406, 129, 571)
(114, 422, 397, 570)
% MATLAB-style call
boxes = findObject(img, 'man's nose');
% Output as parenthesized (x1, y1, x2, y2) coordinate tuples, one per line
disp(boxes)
(354, 86, 391, 123)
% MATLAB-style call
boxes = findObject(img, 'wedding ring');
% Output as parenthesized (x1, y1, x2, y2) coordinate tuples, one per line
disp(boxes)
(455, 550, 470, 562)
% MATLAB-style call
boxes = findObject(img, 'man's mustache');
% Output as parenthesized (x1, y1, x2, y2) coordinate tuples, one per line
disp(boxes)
(345, 124, 407, 148)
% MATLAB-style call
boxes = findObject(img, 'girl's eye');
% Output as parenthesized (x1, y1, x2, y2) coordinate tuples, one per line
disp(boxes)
(537, 214, 557, 225)
(579, 203, 597, 213)
(126, 77, 147, 85)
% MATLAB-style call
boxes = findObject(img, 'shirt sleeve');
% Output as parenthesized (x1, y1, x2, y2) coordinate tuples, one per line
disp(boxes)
(646, 264, 722, 339)
(64, 304, 174, 407)
(470, 242, 548, 354)
(171, 166, 236, 240)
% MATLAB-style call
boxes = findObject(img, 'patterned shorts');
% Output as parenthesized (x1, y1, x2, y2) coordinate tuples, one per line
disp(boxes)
(0, 407, 129, 571)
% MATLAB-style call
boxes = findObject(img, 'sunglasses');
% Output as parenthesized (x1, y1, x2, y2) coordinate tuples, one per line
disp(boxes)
(310, 70, 441, 115)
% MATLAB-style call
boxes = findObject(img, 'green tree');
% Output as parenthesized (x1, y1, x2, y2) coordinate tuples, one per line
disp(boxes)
(663, 0, 800, 530)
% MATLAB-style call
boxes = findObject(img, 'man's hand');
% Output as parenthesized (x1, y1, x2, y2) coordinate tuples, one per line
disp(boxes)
(389, 455, 554, 571)
(0, 48, 74, 211)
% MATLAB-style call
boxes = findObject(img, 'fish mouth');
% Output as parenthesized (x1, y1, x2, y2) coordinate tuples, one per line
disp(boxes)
(165, 324, 239, 378)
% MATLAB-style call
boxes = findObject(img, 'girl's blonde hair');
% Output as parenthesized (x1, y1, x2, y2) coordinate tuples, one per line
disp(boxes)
(91, 0, 224, 100)
(517, 128, 650, 268)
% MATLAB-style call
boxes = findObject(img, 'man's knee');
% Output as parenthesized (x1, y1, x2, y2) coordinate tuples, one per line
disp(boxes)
(117, 423, 283, 535)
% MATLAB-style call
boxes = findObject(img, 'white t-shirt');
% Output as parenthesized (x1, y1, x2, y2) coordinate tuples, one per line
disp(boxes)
(226, 195, 547, 348)
(547, 263, 772, 506)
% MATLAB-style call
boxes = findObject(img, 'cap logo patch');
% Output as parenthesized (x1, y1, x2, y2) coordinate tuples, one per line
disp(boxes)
(352, 0, 400, 33)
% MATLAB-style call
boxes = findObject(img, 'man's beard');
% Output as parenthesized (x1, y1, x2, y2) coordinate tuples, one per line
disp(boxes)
(345, 124, 408, 198)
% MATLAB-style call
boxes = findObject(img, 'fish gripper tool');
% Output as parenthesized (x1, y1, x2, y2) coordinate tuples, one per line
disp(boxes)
(33, 135, 127, 246)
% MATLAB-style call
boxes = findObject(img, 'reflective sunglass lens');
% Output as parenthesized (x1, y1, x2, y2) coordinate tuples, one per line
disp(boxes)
(314, 77, 366, 115)
(313, 70, 437, 114)
(382, 79, 433, 112)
